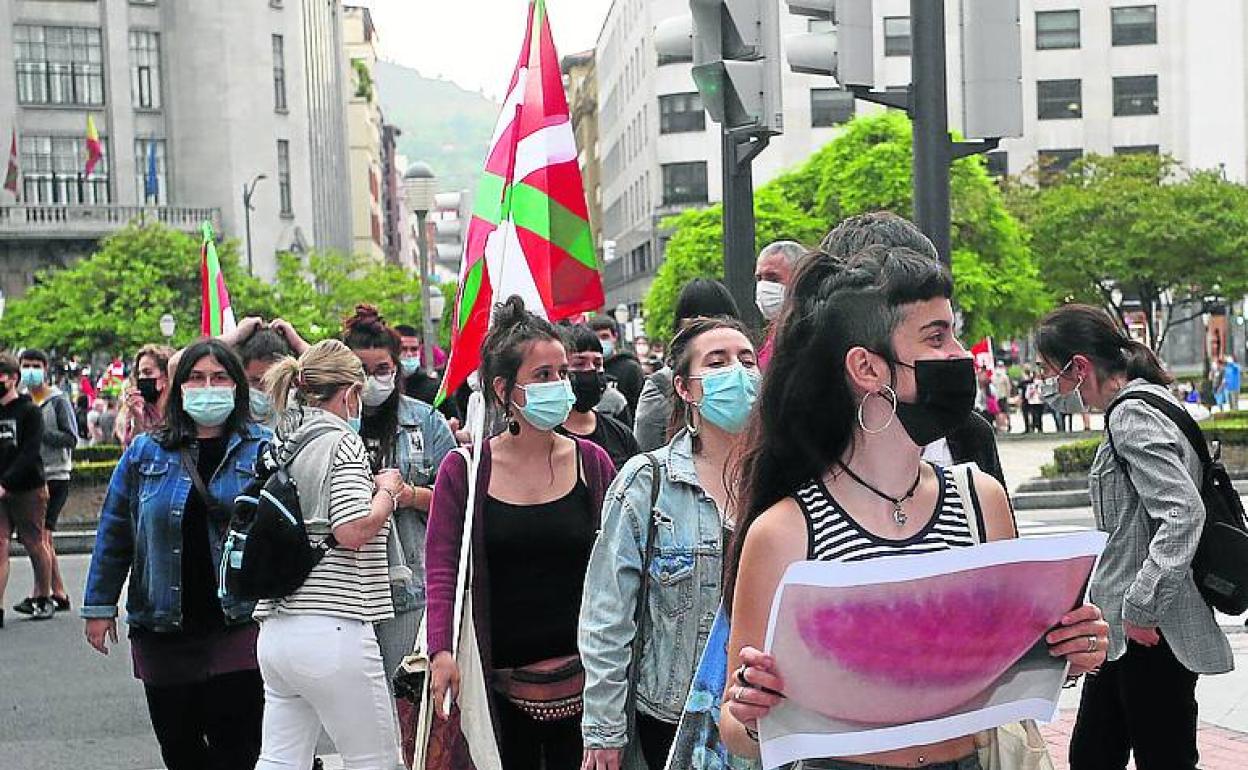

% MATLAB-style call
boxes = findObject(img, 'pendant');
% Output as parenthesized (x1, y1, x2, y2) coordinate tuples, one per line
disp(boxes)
(892, 502, 907, 527)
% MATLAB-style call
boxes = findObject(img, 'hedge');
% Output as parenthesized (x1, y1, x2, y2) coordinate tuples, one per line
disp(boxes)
(75, 444, 124, 463)
(74, 459, 120, 486)
(1042, 418, 1248, 477)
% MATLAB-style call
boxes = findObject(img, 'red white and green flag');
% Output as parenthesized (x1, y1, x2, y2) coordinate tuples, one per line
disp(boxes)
(3, 128, 18, 200)
(200, 222, 236, 337)
(84, 115, 103, 177)
(436, 0, 604, 403)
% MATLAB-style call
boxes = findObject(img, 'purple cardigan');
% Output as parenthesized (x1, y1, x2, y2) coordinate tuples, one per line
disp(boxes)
(425, 436, 617, 664)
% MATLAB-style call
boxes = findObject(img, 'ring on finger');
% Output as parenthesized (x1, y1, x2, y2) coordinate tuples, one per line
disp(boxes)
(1086, 635, 1098, 653)
(735, 666, 750, 687)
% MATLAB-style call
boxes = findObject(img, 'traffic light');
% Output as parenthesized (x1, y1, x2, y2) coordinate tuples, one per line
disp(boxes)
(960, 0, 1023, 139)
(689, 0, 784, 135)
(784, 0, 874, 87)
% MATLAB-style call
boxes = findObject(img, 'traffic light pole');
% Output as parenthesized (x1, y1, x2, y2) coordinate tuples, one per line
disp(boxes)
(722, 129, 770, 330)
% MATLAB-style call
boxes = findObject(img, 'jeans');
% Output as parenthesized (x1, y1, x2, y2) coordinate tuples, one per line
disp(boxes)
(255, 614, 400, 770)
(1069, 638, 1200, 770)
(143, 669, 264, 770)
(799, 756, 980, 770)
(636, 711, 678, 770)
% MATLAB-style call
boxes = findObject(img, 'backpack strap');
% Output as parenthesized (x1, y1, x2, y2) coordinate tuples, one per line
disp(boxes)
(1105, 390, 1212, 468)
(179, 450, 219, 512)
(949, 462, 986, 545)
(278, 422, 342, 468)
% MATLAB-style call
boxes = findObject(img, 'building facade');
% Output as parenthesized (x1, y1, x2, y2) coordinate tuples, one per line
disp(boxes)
(0, 0, 354, 293)
(300, 0, 353, 256)
(561, 50, 603, 260)
(343, 4, 384, 262)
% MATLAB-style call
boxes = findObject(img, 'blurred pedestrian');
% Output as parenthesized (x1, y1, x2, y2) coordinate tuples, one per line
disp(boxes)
(82, 339, 269, 769)
(116, 344, 174, 446)
(558, 323, 641, 470)
(396, 323, 462, 426)
(1036, 305, 1233, 770)
(426, 296, 616, 770)
(591, 316, 645, 425)
(754, 240, 804, 369)
(0, 352, 52, 627)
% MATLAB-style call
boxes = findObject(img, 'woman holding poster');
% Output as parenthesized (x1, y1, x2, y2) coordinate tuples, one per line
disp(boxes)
(1036, 304, 1233, 770)
(718, 246, 1109, 769)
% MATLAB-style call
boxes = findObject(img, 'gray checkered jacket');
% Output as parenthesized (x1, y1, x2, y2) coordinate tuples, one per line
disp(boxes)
(1090, 380, 1233, 674)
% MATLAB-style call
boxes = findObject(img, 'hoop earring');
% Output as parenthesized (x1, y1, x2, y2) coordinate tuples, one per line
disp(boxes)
(857, 385, 898, 434)
(504, 404, 520, 436)
(684, 402, 701, 437)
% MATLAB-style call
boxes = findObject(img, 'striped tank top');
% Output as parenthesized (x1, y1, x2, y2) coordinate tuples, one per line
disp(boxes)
(795, 464, 976, 562)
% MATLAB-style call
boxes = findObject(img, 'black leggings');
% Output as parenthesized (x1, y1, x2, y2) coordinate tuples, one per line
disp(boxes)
(493, 694, 582, 770)
(143, 669, 265, 770)
(636, 711, 678, 770)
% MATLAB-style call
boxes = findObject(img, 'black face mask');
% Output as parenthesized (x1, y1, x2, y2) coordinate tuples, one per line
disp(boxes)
(892, 357, 976, 446)
(136, 377, 161, 405)
(569, 370, 606, 413)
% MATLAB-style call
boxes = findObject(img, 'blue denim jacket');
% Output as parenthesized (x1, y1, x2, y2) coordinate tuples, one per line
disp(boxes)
(387, 395, 457, 615)
(81, 424, 270, 630)
(579, 430, 725, 748)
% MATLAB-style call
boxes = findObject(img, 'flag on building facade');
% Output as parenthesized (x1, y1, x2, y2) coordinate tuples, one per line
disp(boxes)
(144, 139, 159, 202)
(3, 128, 18, 200)
(84, 115, 103, 177)
(200, 222, 237, 337)
(437, 0, 604, 403)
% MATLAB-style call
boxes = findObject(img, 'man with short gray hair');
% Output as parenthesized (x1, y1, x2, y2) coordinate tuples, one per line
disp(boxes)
(754, 240, 805, 322)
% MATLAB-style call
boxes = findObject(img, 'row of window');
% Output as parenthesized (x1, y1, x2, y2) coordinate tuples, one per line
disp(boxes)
(1037, 75, 1158, 119)
(17, 134, 293, 215)
(984, 144, 1159, 178)
(15, 23, 290, 114)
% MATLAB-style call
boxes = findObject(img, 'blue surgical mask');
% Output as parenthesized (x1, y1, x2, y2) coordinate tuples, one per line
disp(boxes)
(401, 356, 421, 375)
(691, 363, 758, 434)
(249, 389, 274, 422)
(20, 368, 44, 388)
(601, 338, 615, 358)
(517, 380, 575, 431)
(346, 388, 362, 433)
(182, 385, 236, 428)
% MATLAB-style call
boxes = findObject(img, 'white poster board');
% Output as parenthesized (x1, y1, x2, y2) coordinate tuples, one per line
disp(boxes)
(760, 533, 1106, 769)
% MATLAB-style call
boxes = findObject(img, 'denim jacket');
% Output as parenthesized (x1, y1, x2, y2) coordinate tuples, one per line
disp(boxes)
(387, 395, 457, 615)
(82, 424, 270, 630)
(579, 429, 725, 748)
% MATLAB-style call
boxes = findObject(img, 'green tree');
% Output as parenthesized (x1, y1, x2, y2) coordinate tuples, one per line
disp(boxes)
(1006, 153, 1248, 350)
(269, 250, 426, 341)
(644, 111, 1048, 342)
(0, 222, 270, 355)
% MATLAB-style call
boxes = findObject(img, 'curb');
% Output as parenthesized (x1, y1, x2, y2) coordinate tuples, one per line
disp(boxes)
(1016, 479, 1248, 510)
(11, 529, 97, 557)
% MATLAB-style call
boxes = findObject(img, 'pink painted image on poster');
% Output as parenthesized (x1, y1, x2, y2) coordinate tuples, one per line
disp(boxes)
(759, 532, 1106, 769)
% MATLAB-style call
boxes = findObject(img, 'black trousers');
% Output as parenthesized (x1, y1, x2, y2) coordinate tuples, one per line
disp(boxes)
(493, 694, 582, 770)
(143, 669, 265, 770)
(1069, 638, 1199, 770)
(636, 711, 678, 770)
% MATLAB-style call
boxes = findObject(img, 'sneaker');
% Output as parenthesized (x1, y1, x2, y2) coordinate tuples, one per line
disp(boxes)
(12, 597, 37, 615)
(30, 598, 56, 620)
(52, 595, 71, 612)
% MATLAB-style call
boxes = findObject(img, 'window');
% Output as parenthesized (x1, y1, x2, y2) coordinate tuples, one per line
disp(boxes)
(659, 92, 704, 133)
(1115, 144, 1160, 155)
(1112, 6, 1157, 46)
(810, 88, 855, 127)
(808, 18, 833, 34)
(1113, 75, 1158, 115)
(1037, 148, 1082, 182)
(272, 35, 288, 111)
(15, 25, 105, 106)
(129, 31, 161, 109)
(626, 242, 653, 277)
(277, 140, 292, 216)
(985, 151, 1009, 177)
(884, 17, 911, 56)
(134, 138, 166, 204)
(19, 134, 110, 204)
(1037, 79, 1082, 120)
(661, 162, 707, 205)
(1035, 10, 1080, 50)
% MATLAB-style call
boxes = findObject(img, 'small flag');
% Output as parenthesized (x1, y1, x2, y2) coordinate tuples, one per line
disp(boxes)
(84, 115, 103, 177)
(971, 338, 995, 372)
(200, 222, 237, 337)
(436, 0, 604, 403)
(144, 139, 159, 202)
(3, 128, 17, 200)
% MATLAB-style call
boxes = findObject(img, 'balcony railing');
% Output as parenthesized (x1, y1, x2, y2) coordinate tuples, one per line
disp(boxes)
(0, 204, 223, 238)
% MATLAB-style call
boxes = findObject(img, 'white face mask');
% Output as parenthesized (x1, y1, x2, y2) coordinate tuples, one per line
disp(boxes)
(755, 280, 786, 321)
(361, 373, 397, 407)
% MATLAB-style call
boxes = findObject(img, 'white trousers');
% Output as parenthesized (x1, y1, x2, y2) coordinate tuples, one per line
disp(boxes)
(256, 613, 401, 770)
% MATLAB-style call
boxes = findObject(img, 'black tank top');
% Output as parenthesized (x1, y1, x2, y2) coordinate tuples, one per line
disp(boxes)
(484, 443, 596, 668)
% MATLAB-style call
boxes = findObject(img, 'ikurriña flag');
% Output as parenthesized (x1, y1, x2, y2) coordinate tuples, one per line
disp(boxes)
(200, 222, 237, 337)
(436, 0, 604, 404)
(85, 115, 103, 177)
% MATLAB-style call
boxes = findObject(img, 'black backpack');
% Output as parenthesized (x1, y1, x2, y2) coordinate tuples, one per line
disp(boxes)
(219, 423, 341, 602)
(1106, 391, 1248, 615)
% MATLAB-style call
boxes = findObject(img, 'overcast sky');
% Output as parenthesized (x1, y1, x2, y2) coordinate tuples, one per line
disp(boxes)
(359, 0, 614, 99)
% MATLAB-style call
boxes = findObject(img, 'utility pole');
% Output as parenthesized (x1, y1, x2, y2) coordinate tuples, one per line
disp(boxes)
(910, 0, 953, 265)
(242, 174, 267, 275)
(721, 133, 770, 330)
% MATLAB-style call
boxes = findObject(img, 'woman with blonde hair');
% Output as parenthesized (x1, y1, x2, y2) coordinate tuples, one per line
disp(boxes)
(253, 339, 406, 770)
(116, 343, 175, 446)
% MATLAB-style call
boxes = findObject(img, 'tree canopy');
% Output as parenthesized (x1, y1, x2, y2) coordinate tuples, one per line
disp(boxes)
(643, 111, 1049, 342)
(1005, 152, 1248, 350)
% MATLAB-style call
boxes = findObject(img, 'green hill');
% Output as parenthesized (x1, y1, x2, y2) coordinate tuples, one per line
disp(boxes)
(375, 60, 500, 195)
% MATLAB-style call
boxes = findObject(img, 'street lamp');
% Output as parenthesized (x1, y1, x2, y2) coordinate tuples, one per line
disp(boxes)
(159, 313, 176, 341)
(242, 174, 267, 275)
(403, 162, 438, 374)
(429, 284, 447, 324)
(0, 289, 6, 323)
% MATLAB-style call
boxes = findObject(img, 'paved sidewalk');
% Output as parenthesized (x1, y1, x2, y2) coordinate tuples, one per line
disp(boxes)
(1040, 710, 1248, 769)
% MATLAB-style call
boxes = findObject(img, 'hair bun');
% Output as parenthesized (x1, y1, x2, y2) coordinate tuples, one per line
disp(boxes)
(491, 295, 530, 331)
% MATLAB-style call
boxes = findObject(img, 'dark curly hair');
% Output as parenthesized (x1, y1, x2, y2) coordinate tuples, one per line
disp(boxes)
(481, 295, 563, 419)
(342, 304, 403, 460)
